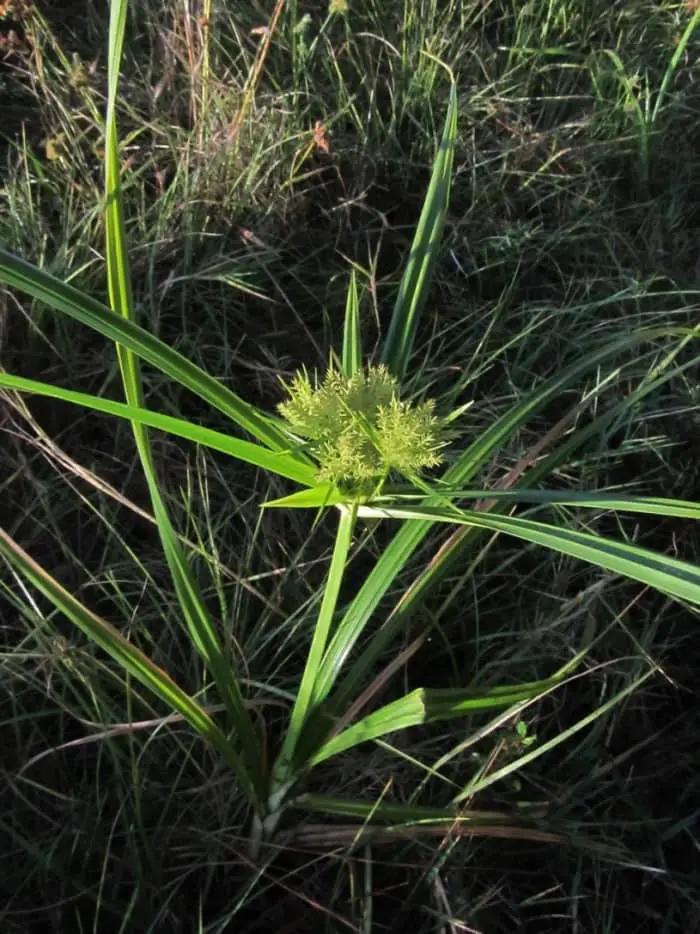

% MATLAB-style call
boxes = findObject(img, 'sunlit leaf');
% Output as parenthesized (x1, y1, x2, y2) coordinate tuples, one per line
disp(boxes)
(357, 503, 700, 606)
(0, 373, 317, 486)
(380, 78, 458, 380)
(341, 268, 361, 378)
(310, 678, 568, 765)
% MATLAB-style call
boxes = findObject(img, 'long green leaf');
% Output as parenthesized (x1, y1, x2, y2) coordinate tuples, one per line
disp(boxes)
(0, 247, 303, 457)
(310, 680, 559, 766)
(264, 485, 700, 519)
(104, 0, 265, 806)
(381, 488, 700, 518)
(357, 503, 700, 606)
(290, 793, 510, 824)
(380, 79, 458, 380)
(0, 372, 317, 486)
(650, 7, 700, 126)
(0, 528, 256, 801)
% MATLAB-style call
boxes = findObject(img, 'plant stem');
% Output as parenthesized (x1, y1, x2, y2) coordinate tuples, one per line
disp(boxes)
(268, 503, 358, 803)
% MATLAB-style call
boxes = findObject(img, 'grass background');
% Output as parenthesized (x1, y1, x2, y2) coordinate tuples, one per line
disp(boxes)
(1, 0, 700, 931)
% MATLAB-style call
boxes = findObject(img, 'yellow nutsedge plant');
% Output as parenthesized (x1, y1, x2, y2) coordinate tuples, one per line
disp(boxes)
(1, 4, 699, 867)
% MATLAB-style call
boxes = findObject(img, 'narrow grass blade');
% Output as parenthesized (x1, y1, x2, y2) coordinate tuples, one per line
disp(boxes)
(0, 247, 302, 456)
(270, 504, 358, 798)
(442, 328, 694, 488)
(341, 268, 361, 378)
(287, 813, 625, 859)
(0, 528, 258, 804)
(174, 258, 269, 301)
(651, 8, 700, 126)
(105, 0, 133, 340)
(357, 503, 700, 606)
(379, 79, 458, 380)
(0, 372, 317, 486)
(104, 0, 264, 805)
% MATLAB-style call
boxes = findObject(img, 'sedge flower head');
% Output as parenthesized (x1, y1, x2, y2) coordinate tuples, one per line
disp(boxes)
(278, 365, 446, 497)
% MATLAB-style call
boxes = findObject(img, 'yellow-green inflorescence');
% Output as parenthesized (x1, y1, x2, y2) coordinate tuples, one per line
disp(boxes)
(278, 365, 447, 499)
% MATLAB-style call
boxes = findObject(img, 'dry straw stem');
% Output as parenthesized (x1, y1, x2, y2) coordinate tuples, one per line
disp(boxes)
(229, 0, 286, 142)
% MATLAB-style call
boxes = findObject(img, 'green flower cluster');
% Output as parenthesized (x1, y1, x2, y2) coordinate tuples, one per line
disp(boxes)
(278, 365, 445, 498)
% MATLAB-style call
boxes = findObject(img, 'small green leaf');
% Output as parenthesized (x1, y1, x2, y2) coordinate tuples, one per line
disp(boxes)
(452, 672, 653, 803)
(341, 268, 361, 378)
(262, 485, 345, 509)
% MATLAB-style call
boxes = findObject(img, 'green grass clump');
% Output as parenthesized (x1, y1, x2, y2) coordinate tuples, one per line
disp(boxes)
(1, 1, 700, 932)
